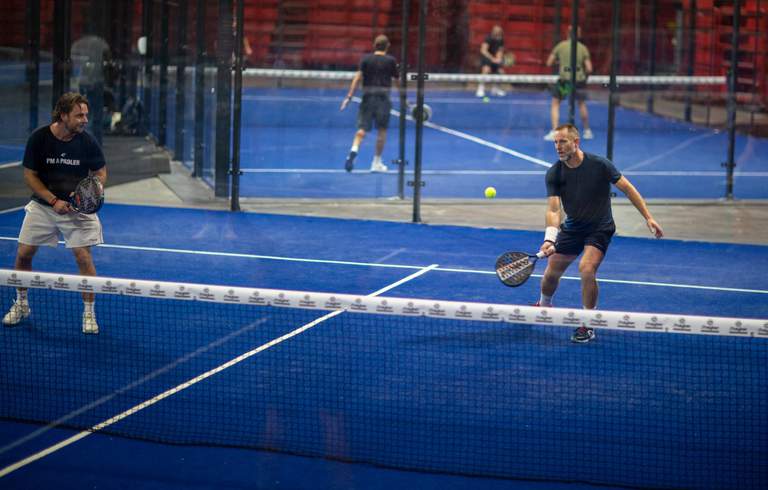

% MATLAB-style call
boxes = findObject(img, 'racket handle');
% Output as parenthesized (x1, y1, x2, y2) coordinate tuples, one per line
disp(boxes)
(535, 251, 546, 259)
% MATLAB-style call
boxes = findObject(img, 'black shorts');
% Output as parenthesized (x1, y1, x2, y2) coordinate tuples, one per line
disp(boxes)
(555, 224, 616, 256)
(357, 94, 391, 131)
(480, 57, 501, 73)
(549, 79, 587, 101)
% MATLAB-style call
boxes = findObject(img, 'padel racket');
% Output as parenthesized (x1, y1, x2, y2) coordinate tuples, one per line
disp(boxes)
(495, 251, 546, 287)
(69, 175, 104, 214)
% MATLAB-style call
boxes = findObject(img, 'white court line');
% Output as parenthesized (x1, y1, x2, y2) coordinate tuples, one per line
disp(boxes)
(0, 264, 439, 478)
(0, 161, 21, 170)
(237, 168, 768, 177)
(623, 132, 720, 171)
(0, 236, 764, 294)
(0, 206, 25, 215)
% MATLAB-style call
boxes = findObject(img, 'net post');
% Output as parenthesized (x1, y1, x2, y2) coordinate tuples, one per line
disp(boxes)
(52, 0, 72, 106)
(26, 0, 41, 134)
(606, 0, 621, 161)
(725, 0, 741, 200)
(230, 0, 244, 212)
(684, 0, 696, 123)
(173, 0, 188, 163)
(214, 0, 234, 198)
(646, 0, 658, 114)
(412, 0, 428, 224)
(397, 0, 410, 201)
(158, 0, 169, 147)
(193, 0, 206, 178)
(141, 0, 153, 138)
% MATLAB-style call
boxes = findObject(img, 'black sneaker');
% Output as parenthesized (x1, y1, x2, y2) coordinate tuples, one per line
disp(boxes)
(345, 152, 357, 172)
(571, 325, 595, 343)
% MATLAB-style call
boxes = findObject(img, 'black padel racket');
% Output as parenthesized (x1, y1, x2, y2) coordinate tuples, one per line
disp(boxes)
(69, 175, 104, 214)
(495, 251, 546, 287)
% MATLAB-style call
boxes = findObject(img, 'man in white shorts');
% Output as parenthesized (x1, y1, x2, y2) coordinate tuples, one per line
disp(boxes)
(3, 92, 108, 334)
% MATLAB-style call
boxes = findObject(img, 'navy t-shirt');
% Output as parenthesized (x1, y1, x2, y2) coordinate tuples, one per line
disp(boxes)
(22, 126, 106, 206)
(545, 152, 622, 231)
(360, 54, 398, 95)
(484, 35, 504, 56)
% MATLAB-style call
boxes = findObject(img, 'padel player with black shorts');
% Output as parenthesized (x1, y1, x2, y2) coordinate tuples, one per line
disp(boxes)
(3, 92, 108, 335)
(537, 124, 663, 343)
(341, 34, 399, 173)
(475, 24, 507, 98)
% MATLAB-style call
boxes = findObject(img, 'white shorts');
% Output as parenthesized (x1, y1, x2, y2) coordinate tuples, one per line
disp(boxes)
(18, 200, 103, 249)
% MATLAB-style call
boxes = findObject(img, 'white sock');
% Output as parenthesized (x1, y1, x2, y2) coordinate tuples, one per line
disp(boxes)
(83, 301, 95, 315)
(539, 294, 553, 307)
(351, 144, 359, 153)
(16, 289, 28, 304)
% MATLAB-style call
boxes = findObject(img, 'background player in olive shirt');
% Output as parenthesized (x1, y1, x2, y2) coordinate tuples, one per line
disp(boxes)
(544, 27, 593, 141)
(537, 124, 663, 343)
(341, 34, 399, 173)
(3, 93, 108, 334)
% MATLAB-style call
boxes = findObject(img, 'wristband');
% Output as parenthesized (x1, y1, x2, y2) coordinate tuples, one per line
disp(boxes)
(544, 226, 558, 244)
(50, 197, 59, 206)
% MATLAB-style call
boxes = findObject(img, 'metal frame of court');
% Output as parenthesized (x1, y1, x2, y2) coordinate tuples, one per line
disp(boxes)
(22, 0, 749, 216)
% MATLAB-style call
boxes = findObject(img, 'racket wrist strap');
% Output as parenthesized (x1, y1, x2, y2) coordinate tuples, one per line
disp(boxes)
(49, 197, 58, 206)
(544, 226, 558, 244)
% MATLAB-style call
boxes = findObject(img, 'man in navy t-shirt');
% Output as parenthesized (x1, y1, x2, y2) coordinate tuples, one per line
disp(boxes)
(3, 92, 108, 334)
(536, 124, 663, 343)
(340, 34, 399, 173)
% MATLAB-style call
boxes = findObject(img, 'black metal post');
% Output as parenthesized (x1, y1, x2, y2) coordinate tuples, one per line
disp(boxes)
(397, 0, 410, 200)
(193, 0, 206, 178)
(142, 0, 154, 136)
(158, 0, 169, 146)
(52, 0, 72, 106)
(119, 0, 132, 108)
(174, 0, 188, 162)
(684, 0, 696, 122)
(646, 0, 658, 114)
(412, 0, 427, 223)
(231, 0, 244, 211)
(568, 0, 578, 124)
(26, 0, 41, 133)
(214, 0, 234, 198)
(725, 0, 741, 200)
(606, 0, 621, 161)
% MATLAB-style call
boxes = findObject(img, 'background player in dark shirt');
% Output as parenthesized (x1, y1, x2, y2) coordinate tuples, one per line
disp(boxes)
(475, 25, 508, 98)
(537, 124, 663, 343)
(3, 93, 108, 334)
(340, 34, 399, 172)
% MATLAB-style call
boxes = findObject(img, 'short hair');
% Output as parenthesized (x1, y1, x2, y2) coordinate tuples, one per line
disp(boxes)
(52, 92, 90, 122)
(374, 34, 390, 51)
(555, 123, 580, 139)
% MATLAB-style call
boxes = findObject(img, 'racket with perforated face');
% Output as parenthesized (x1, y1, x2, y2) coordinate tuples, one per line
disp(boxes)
(69, 175, 104, 214)
(495, 251, 546, 287)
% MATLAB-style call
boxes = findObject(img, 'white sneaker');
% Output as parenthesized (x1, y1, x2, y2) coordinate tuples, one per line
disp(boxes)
(475, 87, 485, 98)
(583, 128, 594, 139)
(370, 160, 388, 172)
(491, 86, 506, 97)
(3, 301, 30, 326)
(82, 311, 99, 334)
(543, 129, 556, 141)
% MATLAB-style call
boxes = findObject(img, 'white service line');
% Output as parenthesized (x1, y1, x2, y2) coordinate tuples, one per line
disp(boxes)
(0, 237, 764, 295)
(0, 264, 439, 478)
(0, 161, 21, 170)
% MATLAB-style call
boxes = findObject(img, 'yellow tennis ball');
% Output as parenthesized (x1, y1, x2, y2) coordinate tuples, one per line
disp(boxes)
(484, 186, 496, 199)
(482, 96, 490, 103)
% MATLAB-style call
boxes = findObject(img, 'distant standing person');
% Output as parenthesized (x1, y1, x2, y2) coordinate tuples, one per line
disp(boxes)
(544, 27, 593, 141)
(475, 25, 508, 98)
(341, 34, 399, 173)
(3, 93, 107, 335)
(71, 33, 111, 145)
